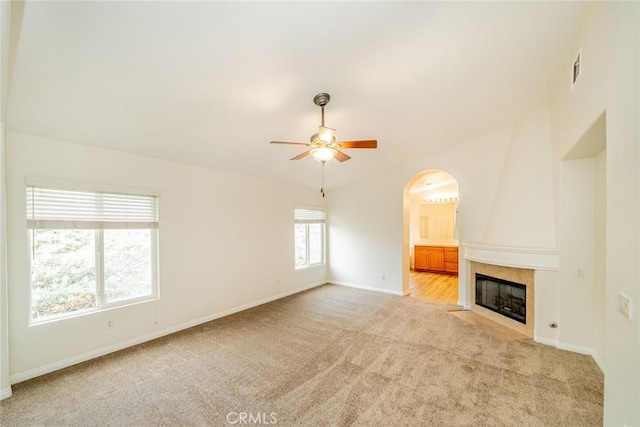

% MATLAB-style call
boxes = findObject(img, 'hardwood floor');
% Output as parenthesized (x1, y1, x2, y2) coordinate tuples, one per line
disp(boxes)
(408, 270, 458, 304)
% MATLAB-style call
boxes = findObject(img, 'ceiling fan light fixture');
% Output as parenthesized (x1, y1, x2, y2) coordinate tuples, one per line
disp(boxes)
(310, 146, 337, 163)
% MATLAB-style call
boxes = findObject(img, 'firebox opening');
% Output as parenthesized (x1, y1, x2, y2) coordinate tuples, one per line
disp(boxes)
(475, 273, 526, 324)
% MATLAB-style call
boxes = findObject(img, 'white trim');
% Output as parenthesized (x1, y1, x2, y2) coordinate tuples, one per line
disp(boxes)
(557, 342, 605, 373)
(556, 341, 593, 355)
(590, 352, 605, 373)
(534, 334, 558, 348)
(0, 386, 12, 400)
(0, 123, 11, 402)
(463, 243, 559, 271)
(329, 280, 403, 296)
(458, 298, 471, 310)
(9, 281, 324, 384)
(534, 335, 604, 373)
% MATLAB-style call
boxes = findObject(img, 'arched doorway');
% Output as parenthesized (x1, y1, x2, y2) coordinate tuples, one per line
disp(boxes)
(403, 169, 460, 305)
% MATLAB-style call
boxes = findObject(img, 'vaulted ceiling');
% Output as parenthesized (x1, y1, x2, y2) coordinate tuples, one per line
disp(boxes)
(6, 1, 586, 189)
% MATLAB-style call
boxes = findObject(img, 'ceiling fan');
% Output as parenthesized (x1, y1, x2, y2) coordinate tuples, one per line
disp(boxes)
(270, 93, 377, 164)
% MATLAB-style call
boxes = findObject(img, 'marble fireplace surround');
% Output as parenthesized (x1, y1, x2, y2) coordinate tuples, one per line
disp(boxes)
(470, 261, 534, 337)
(464, 243, 559, 338)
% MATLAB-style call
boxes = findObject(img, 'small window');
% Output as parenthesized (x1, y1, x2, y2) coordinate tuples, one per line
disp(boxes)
(27, 183, 159, 323)
(294, 207, 325, 269)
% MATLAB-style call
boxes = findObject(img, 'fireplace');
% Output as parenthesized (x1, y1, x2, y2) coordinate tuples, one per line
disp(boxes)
(475, 274, 526, 324)
(469, 261, 534, 337)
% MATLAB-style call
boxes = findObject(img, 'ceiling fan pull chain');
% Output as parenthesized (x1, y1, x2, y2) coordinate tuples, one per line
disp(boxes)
(320, 161, 326, 198)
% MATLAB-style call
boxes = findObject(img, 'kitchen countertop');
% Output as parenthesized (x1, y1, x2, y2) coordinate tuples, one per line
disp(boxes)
(415, 240, 459, 248)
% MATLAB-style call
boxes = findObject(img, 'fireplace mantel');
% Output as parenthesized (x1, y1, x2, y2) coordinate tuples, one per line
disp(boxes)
(463, 243, 559, 271)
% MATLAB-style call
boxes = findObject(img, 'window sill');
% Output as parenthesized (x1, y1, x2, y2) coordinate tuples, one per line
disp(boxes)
(29, 296, 159, 326)
(295, 263, 325, 271)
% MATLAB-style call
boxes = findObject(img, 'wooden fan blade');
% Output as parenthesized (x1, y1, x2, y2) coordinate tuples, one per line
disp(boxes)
(338, 140, 377, 149)
(290, 150, 311, 160)
(270, 141, 311, 146)
(334, 150, 351, 162)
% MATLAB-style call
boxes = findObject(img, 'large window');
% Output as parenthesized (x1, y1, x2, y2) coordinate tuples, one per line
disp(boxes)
(27, 182, 159, 323)
(294, 207, 325, 269)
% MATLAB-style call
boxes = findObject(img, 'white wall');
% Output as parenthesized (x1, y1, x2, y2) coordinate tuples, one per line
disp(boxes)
(483, 108, 556, 248)
(5, 131, 326, 382)
(327, 165, 404, 295)
(550, 2, 639, 425)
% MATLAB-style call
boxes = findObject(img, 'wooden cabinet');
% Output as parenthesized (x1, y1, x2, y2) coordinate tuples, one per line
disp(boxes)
(427, 247, 445, 271)
(444, 247, 459, 274)
(414, 245, 458, 275)
(414, 246, 429, 271)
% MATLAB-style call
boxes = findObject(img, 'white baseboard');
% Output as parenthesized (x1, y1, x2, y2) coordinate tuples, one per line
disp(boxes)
(533, 335, 605, 373)
(534, 335, 558, 348)
(457, 299, 471, 310)
(328, 280, 403, 296)
(1, 386, 12, 400)
(9, 281, 324, 385)
(557, 342, 605, 372)
(590, 352, 605, 373)
(557, 341, 593, 355)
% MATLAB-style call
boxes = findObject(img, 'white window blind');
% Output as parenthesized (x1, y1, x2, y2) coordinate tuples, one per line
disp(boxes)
(294, 208, 325, 224)
(27, 186, 159, 230)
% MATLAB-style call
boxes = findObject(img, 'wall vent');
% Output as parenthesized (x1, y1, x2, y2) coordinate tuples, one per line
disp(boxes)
(572, 50, 581, 86)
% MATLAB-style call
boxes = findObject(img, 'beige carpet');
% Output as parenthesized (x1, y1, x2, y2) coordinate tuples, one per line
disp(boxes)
(1, 284, 603, 426)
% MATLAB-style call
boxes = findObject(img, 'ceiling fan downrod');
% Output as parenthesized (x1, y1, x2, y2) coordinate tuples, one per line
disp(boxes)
(313, 93, 330, 127)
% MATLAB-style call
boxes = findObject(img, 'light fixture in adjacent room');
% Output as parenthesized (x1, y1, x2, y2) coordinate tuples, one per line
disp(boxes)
(425, 196, 459, 204)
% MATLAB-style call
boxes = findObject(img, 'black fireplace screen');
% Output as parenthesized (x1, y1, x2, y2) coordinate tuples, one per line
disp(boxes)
(475, 273, 526, 324)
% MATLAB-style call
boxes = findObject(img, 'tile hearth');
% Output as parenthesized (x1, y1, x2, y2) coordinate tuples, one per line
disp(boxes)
(448, 310, 529, 341)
